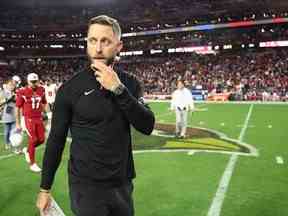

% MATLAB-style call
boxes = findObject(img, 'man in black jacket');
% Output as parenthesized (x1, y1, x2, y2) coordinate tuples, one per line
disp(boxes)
(36, 15, 155, 216)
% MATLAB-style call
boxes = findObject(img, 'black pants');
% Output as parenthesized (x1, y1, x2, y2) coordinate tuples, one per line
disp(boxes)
(69, 182, 134, 216)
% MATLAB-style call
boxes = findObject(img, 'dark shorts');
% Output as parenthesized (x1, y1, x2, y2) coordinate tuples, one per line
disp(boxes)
(69, 182, 134, 216)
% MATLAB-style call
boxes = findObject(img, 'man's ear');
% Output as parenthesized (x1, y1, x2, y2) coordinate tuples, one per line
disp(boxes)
(117, 41, 123, 53)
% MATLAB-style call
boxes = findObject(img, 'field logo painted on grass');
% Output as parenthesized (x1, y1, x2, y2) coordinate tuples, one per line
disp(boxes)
(149, 123, 258, 157)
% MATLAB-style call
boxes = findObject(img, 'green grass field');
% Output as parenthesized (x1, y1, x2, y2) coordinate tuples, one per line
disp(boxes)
(0, 102, 288, 216)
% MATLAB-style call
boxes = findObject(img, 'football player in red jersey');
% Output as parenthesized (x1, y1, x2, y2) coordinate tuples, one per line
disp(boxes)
(15, 73, 48, 172)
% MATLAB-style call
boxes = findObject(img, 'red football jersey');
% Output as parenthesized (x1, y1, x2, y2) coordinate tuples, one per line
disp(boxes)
(16, 86, 47, 118)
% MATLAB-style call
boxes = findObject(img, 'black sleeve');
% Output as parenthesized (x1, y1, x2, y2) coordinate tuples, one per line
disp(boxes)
(115, 77, 155, 135)
(40, 86, 72, 190)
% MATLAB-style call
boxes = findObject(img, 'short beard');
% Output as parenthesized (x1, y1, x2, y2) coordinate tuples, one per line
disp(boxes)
(106, 56, 115, 66)
(88, 55, 115, 66)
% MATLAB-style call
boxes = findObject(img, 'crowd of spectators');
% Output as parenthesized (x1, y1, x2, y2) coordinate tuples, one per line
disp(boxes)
(0, 48, 287, 101)
(0, 3, 287, 33)
(124, 49, 288, 100)
(0, 58, 85, 87)
(0, 2, 287, 101)
(121, 49, 288, 101)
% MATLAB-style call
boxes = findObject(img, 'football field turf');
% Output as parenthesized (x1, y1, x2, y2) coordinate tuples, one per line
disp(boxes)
(0, 102, 288, 216)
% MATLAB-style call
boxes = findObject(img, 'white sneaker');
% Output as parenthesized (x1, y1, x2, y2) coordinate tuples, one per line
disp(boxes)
(30, 163, 42, 173)
(22, 147, 31, 163)
(14, 149, 21, 154)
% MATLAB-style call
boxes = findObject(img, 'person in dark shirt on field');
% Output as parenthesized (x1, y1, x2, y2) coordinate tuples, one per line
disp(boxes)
(36, 15, 155, 216)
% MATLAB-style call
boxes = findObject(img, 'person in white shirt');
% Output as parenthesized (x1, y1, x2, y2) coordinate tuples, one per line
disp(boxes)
(0, 78, 21, 153)
(170, 79, 194, 138)
(44, 79, 57, 111)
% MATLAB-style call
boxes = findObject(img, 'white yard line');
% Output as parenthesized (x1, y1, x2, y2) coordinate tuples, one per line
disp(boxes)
(147, 99, 288, 105)
(0, 153, 15, 160)
(236, 125, 255, 128)
(207, 104, 254, 216)
(0, 137, 72, 161)
(276, 156, 284, 164)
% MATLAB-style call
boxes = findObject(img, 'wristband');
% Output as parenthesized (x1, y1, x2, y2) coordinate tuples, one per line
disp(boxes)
(40, 189, 50, 193)
(111, 83, 125, 95)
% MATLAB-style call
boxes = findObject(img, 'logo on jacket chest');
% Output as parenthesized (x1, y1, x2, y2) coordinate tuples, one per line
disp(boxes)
(84, 89, 95, 96)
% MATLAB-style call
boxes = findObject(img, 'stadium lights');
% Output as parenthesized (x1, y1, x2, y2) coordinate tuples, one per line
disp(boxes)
(0, 46, 5, 51)
(165, 23, 173, 28)
(150, 49, 163, 54)
(0, 61, 8, 65)
(168, 46, 215, 54)
(214, 45, 220, 50)
(56, 33, 67, 38)
(249, 44, 255, 48)
(122, 17, 288, 38)
(120, 52, 131, 56)
(120, 51, 143, 56)
(223, 44, 232, 50)
(133, 51, 143, 55)
(50, 45, 64, 48)
(259, 40, 288, 47)
(176, 48, 185, 52)
(122, 32, 137, 37)
(241, 44, 245, 48)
